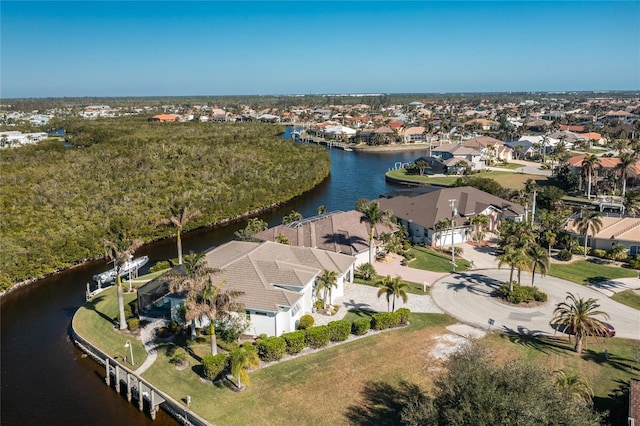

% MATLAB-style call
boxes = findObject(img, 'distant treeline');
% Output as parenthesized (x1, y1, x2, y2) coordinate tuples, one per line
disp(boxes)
(0, 118, 330, 289)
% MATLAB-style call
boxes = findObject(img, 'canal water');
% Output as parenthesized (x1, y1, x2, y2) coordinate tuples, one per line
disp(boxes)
(0, 138, 430, 425)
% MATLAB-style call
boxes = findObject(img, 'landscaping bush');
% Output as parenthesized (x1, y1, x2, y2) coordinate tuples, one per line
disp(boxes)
(571, 246, 586, 256)
(217, 339, 239, 352)
(305, 325, 330, 348)
(591, 248, 607, 258)
(127, 318, 140, 332)
(328, 320, 351, 342)
(372, 312, 401, 330)
(352, 318, 371, 335)
(299, 314, 314, 330)
(396, 308, 411, 324)
(606, 243, 628, 261)
(281, 330, 306, 355)
(314, 299, 325, 310)
(256, 336, 286, 362)
(355, 263, 376, 281)
(557, 248, 572, 261)
(499, 283, 548, 304)
(628, 255, 640, 269)
(202, 353, 228, 381)
(169, 348, 188, 365)
(149, 260, 171, 273)
(533, 289, 548, 302)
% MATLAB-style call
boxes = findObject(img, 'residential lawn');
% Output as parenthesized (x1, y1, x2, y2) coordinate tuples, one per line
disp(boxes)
(491, 162, 524, 170)
(548, 260, 637, 284)
(141, 313, 457, 424)
(408, 245, 470, 273)
(611, 289, 640, 310)
(72, 286, 147, 367)
(354, 276, 429, 295)
(482, 333, 640, 422)
(385, 168, 548, 190)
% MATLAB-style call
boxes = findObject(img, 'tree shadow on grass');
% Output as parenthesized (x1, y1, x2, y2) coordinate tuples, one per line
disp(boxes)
(581, 347, 640, 375)
(347, 308, 377, 319)
(83, 294, 116, 325)
(499, 330, 570, 355)
(593, 379, 630, 425)
(344, 380, 425, 426)
(585, 276, 614, 284)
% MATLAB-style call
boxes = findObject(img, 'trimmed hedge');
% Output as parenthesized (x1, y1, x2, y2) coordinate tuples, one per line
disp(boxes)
(305, 325, 330, 348)
(127, 318, 140, 332)
(396, 308, 411, 324)
(299, 314, 315, 330)
(281, 330, 306, 355)
(328, 320, 351, 342)
(256, 336, 286, 362)
(499, 283, 548, 304)
(352, 318, 371, 335)
(202, 353, 228, 381)
(372, 312, 401, 330)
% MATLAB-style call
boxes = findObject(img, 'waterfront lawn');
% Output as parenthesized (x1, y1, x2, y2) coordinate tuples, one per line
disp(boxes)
(72, 286, 147, 367)
(548, 261, 637, 285)
(611, 289, 640, 310)
(142, 313, 456, 424)
(483, 333, 640, 421)
(408, 246, 470, 273)
(353, 276, 429, 295)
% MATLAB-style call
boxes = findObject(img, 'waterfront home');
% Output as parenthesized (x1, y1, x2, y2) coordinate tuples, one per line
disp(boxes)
(138, 241, 355, 337)
(377, 186, 525, 247)
(462, 135, 513, 163)
(254, 210, 396, 266)
(400, 126, 427, 143)
(567, 154, 640, 193)
(431, 144, 484, 171)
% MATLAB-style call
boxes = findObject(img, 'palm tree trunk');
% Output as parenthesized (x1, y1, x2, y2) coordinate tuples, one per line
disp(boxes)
(509, 266, 515, 292)
(369, 235, 375, 265)
(117, 274, 127, 330)
(517, 268, 522, 285)
(210, 323, 217, 355)
(392, 295, 396, 312)
(622, 177, 627, 197)
(575, 336, 583, 354)
(177, 229, 183, 265)
(584, 233, 588, 259)
(587, 174, 592, 199)
(531, 266, 537, 287)
(190, 321, 197, 340)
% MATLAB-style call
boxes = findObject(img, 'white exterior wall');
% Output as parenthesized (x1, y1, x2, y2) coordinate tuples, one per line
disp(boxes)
(353, 250, 370, 266)
(433, 227, 467, 247)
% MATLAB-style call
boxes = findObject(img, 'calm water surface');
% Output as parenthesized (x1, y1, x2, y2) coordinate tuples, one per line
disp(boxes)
(0, 141, 430, 425)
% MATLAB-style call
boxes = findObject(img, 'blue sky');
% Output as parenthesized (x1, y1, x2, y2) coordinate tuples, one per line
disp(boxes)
(2, 1, 639, 98)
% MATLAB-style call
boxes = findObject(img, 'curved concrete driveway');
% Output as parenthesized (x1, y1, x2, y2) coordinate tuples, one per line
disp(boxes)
(431, 269, 639, 340)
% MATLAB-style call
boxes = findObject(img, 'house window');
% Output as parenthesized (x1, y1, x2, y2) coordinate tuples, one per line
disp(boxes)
(291, 303, 301, 317)
(629, 246, 640, 256)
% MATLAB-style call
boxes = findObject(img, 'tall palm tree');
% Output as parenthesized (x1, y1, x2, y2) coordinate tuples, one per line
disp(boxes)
(575, 210, 603, 258)
(315, 269, 338, 306)
(497, 245, 519, 290)
(550, 292, 610, 354)
(469, 214, 489, 242)
(377, 275, 409, 312)
(359, 201, 392, 264)
(616, 152, 637, 197)
(229, 346, 260, 389)
(527, 245, 549, 287)
(543, 230, 557, 257)
(103, 234, 144, 330)
(157, 204, 201, 265)
(434, 219, 450, 250)
(581, 154, 600, 199)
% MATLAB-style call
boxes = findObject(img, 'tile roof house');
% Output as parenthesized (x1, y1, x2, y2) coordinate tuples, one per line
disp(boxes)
(253, 210, 396, 266)
(377, 186, 525, 247)
(431, 143, 484, 171)
(149, 114, 179, 122)
(463, 136, 513, 163)
(141, 241, 356, 337)
(565, 215, 640, 254)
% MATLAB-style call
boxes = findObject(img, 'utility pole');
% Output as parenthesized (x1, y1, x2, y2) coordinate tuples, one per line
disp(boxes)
(449, 199, 457, 272)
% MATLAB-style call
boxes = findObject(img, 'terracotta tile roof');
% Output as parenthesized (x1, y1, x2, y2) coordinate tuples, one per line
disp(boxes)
(566, 216, 640, 242)
(151, 114, 179, 121)
(388, 121, 404, 129)
(374, 126, 395, 134)
(463, 136, 504, 147)
(580, 132, 602, 140)
(403, 126, 426, 135)
(567, 154, 640, 173)
(203, 241, 354, 312)
(560, 124, 585, 132)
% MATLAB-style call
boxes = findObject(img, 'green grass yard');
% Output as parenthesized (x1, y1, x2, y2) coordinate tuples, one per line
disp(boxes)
(548, 260, 637, 285)
(611, 289, 640, 310)
(386, 168, 548, 190)
(354, 276, 429, 295)
(408, 245, 471, 273)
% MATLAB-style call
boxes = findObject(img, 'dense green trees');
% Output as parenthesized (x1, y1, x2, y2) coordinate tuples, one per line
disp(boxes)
(0, 118, 330, 288)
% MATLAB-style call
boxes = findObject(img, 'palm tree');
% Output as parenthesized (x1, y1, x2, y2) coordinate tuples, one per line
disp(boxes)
(315, 269, 338, 307)
(434, 219, 450, 250)
(359, 201, 393, 264)
(581, 154, 600, 199)
(575, 210, 603, 258)
(616, 152, 637, 197)
(316, 205, 328, 215)
(103, 234, 144, 330)
(377, 275, 409, 312)
(527, 245, 549, 287)
(469, 214, 489, 242)
(229, 346, 260, 389)
(356, 263, 376, 281)
(543, 230, 557, 257)
(283, 210, 303, 225)
(550, 292, 610, 354)
(157, 204, 201, 265)
(554, 369, 594, 405)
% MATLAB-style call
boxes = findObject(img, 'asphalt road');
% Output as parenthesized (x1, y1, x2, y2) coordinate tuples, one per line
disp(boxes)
(431, 269, 640, 340)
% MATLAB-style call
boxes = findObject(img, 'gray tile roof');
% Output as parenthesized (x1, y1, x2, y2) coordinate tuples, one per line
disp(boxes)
(203, 241, 354, 313)
(378, 186, 525, 230)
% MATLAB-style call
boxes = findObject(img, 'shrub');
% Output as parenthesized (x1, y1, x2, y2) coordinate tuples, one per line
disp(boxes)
(591, 248, 607, 258)
(202, 353, 228, 381)
(628, 255, 640, 269)
(328, 320, 351, 342)
(606, 243, 628, 261)
(571, 246, 586, 255)
(352, 318, 371, 335)
(149, 260, 171, 273)
(533, 289, 548, 302)
(169, 348, 188, 365)
(355, 263, 377, 281)
(396, 308, 411, 324)
(372, 312, 400, 330)
(256, 336, 286, 362)
(499, 283, 548, 304)
(314, 299, 325, 310)
(557, 249, 572, 261)
(217, 339, 239, 352)
(403, 251, 415, 261)
(305, 325, 331, 348)
(281, 330, 306, 355)
(127, 318, 140, 332)
(299, 314, 315, 330)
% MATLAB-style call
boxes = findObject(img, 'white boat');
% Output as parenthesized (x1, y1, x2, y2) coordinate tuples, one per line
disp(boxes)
(93, 255, 149, 285)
